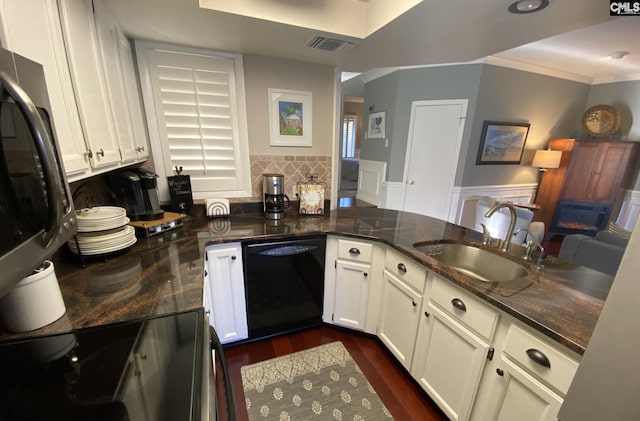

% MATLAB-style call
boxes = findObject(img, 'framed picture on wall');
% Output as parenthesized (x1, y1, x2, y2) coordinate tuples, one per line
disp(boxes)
(268, 88, 312, 147)
(476, 121, 530, 165)
(367, 111, 386, 139)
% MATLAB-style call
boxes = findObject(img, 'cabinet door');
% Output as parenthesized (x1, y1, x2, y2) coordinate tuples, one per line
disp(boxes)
(116, 29, 149, 160)
(332, 260, 370, 330)
(378, 269, 421, 369)
(92, 0, 138, 163)
(411, 302, 490, 421)
(562, 141, 635, 204)
(58, 0, 121, 169)
(589, 142, 634, 203)
(205, 243, 248, 344)
(0, 0, 90, 176)
(561, 142, 599, 202)
(487, 357, 562, 421)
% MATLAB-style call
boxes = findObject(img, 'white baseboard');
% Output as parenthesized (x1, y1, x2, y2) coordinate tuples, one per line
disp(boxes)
(356, 160, 386, 206)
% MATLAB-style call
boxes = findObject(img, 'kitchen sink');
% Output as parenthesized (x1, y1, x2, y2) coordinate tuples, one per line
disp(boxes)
(414, 242, 530, 283)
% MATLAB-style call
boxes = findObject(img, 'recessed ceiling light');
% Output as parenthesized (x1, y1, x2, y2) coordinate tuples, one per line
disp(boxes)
(508, 0, 549, 14)
(610, 51, 629, 60)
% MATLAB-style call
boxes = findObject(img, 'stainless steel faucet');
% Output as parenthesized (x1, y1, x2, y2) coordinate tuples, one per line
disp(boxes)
(484, 202, 517, 253)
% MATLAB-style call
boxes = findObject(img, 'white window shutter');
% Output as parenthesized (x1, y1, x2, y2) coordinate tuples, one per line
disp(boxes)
(136, 43, 251, 200)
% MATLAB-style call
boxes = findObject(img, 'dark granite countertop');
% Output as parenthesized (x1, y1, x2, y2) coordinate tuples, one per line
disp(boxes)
(0, 207, 609, 355)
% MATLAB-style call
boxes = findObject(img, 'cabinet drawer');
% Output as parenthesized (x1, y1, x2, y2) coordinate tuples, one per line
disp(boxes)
(429, 274, 498, 341)
(503, 325, 579, 395)
(337, 238, 373, 263)
(385, 247, 427, 292)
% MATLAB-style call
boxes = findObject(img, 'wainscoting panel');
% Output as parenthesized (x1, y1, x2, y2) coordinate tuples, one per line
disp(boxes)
(617, 190, 640, 231)
(380, 182, 405, 210)
(357, 160, 387, 206)
(450, 184, 537, 229)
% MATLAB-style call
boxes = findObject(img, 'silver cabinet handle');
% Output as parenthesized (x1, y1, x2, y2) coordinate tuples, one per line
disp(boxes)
(397, 263, 407, 273)
(84, 150, 93, 158)
(96, 148, 105, 157)
(348, 247, 360, 255)
(136, 146, 145, 152)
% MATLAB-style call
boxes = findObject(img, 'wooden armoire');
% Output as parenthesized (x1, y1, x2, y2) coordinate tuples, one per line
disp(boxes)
(533, 139, 639, 236)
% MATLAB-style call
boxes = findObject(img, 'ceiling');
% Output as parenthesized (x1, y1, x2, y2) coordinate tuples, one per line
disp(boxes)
(106, 0, 640, 85)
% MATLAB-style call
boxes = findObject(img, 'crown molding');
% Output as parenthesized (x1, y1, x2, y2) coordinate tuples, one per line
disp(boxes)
(482, 56, 594, 84)
(356, 56, 640, 85)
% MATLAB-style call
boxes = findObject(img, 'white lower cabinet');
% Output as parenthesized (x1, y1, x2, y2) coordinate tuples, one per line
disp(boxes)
(411, 302, 490, 421)
(378, 269, 422, 369)
(332, 260, 371, 330)
(204, 243, 247, 344)
(487, 357, 562, 421)
(409, 272, 499, 421)
(324, 236, 383, 334)
(480, 324, 579, 421)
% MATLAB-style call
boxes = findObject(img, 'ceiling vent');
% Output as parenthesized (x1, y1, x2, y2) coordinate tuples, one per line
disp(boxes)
(306, 36, 354, 53)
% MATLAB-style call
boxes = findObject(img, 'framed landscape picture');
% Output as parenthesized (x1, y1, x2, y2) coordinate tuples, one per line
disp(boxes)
(268, 88, 312, 147)
(476, 121, 530, 165)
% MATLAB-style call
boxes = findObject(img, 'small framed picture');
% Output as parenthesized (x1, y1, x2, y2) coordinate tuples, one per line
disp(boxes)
(367, 111, 386, 139)
(268, 88, 312, 147)
(476, 121, 530, 165)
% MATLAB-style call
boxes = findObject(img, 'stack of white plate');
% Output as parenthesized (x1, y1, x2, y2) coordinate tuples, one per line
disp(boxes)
(69, 207, 136, 255)
(76, 206, 129, 232)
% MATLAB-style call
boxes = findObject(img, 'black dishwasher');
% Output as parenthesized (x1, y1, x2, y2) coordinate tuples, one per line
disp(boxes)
(243, 236, 326, 339)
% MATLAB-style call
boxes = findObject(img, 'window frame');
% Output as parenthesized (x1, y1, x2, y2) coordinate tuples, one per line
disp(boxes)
(342, 114, 357, 158)
(134, 41, 251, 202)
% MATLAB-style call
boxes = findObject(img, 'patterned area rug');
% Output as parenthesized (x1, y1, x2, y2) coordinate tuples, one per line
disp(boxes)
(241, 341, 393, 420)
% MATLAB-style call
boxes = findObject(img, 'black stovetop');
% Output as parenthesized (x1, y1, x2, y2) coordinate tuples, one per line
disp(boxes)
(0, 310, 205, 420)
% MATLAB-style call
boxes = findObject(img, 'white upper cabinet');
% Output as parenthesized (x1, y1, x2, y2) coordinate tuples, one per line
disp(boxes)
(57, 0, 121, 169)
(92, 0, 148, 163)
(0, 0, 150, 181)
(0, 0, 90, 176)
(115, 30, 149, 161)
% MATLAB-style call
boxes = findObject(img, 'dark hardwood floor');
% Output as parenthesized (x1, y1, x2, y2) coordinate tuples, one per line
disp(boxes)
(221, 325, 448, 421)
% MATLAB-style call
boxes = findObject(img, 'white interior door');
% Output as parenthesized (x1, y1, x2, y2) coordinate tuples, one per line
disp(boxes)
(402, 100, 467, 220)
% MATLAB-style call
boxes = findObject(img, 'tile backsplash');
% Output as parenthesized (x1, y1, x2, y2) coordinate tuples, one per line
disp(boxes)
(232, 154, 332, 203)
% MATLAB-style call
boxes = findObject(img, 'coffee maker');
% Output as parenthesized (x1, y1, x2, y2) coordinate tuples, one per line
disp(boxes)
(263, 174, 289, 220)
(109, 170, 164, 221)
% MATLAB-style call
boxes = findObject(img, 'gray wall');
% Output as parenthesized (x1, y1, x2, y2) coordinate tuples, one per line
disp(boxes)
(394, 65, 483, 183)
(586, 80, 640, 140)
(360, 71, 400, 171)
(362, 65, 482, 182)
(462, 65, 590, 187)
(360, 63, 596, 187)
(585, 80, 640, 189)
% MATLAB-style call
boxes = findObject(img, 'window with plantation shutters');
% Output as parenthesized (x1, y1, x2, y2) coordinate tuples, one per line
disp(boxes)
(135, 42, 250, 201)
(342, 115, 357, 158)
